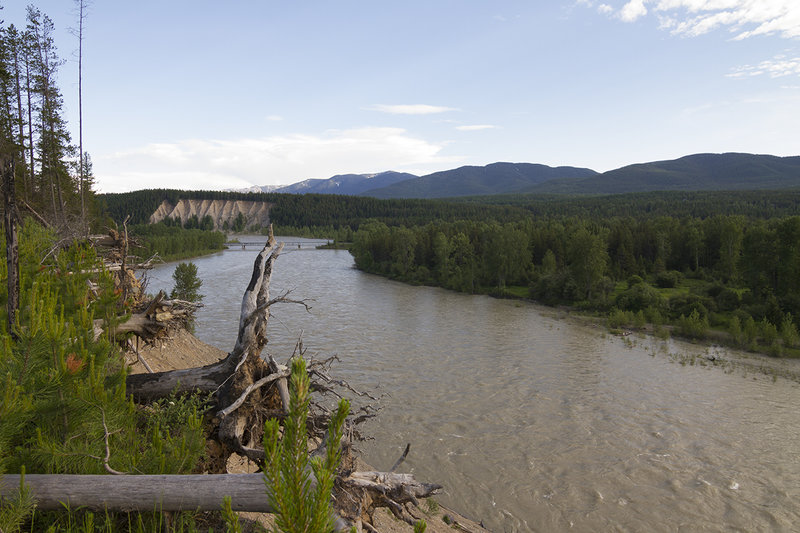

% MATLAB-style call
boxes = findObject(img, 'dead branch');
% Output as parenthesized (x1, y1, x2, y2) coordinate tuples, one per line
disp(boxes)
(390, 443, 411, 473)
(95, 293, 203, 342)
(217, 367, 289, 419)
(95, 408, 125, 475)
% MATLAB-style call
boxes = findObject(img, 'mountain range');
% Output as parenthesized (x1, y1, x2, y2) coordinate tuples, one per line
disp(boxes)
(238, 153, 800, 199)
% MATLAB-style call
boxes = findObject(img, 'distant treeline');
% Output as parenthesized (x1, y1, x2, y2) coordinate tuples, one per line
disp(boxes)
(100, 189, 800, 231)
(350, 215, 800, 355)
(454, 189, 800, 219)
(129, 224, 226, 263)
(98, 189, 528, 229)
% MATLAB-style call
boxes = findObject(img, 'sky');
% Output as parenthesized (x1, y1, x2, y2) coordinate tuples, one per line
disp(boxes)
(3, 1, 799, 193)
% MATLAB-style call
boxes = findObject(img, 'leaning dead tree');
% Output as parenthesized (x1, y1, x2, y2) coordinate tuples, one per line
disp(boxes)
(126, 229, 292, 461)
(1, 226, 442, 529)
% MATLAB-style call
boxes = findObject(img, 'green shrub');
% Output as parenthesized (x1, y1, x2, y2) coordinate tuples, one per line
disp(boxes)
(633, 310, 647, 328)
(759, 319, 779, 345)
(676, 309, 709, 339)
(715, 288, 741, 312)
(669, 294, 712, 320)
(263, 357, 350, 533)
(655, 270, 681, 289)
(780, 314, 799, 348)
(1, 229, 207, 478)
(616, 283, 666, 312)
(729, 315, 744, 345)
(608, 308, 633, 329)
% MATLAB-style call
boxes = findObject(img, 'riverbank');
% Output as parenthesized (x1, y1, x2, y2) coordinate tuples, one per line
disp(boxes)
(128, 328, 489, 532)
(542, 307, 800, 384)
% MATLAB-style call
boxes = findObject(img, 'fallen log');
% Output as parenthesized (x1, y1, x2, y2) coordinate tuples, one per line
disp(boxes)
(0, 470, 441, 530)
(0, 474, 271, 512)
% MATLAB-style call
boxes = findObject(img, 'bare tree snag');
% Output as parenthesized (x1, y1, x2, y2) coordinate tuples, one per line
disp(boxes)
(124, 229, 289, 460)
(2, 151, 19, 338)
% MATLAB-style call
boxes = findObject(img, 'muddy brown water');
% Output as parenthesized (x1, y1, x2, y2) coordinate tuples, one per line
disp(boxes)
(146, 239, 800, 532)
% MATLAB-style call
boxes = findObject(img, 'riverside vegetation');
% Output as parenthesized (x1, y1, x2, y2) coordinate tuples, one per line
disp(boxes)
(0, 223, 373, 532)
(0, 222, 210, 530)
(348, 215, 800, 357)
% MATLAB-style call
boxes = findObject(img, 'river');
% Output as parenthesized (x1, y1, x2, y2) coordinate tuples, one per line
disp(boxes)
(146, 238, 800, 532)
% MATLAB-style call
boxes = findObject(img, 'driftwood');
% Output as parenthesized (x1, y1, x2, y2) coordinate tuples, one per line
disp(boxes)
(94, 292, 203, 342)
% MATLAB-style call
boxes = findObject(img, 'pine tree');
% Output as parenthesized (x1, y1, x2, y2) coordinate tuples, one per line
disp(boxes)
(26, 6, 75, 223)
(170, 262, 204, 303)
(263, 357, 350, 533)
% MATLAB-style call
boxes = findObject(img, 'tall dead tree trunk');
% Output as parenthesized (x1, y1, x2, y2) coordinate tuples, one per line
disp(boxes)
(126, 229, 289, 459)
(2, 152, 19, 337)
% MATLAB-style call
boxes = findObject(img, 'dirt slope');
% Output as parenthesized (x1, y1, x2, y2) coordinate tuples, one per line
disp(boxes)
(148, 199, 272, 231)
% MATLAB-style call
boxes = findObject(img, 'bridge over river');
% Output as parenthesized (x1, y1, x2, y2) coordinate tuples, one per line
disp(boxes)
(224, 239, 331, 250)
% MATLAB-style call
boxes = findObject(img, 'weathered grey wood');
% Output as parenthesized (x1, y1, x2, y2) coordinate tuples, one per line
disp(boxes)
(125, 355, 235, 402)
(0, 474, 273, 512)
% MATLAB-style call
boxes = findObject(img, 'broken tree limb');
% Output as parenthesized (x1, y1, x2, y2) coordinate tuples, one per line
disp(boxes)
(125, 356, 235, 402)
(343, 471, 442, 502)
(217, 367, 289, 419)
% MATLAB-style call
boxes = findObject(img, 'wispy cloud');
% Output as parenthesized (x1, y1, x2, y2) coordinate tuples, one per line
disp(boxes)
(598, 1, 800, 39)
(95, 128, 460, 193)
(365, 104, 460, 115)
(265, 115, 283, 121)
(455, 124, 498, 131)
(728, 55, 800, 78)
(575, 1, 615, 15)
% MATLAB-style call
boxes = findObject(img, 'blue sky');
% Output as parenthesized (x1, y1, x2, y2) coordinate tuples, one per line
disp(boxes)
(3, 1, 799, 193)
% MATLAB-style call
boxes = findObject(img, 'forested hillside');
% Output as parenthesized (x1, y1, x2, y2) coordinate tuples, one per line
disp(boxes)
(275, 171, 417, 195)
(458, 189, 800, 219)
(363, 162, 598, 198)
(233, 153, 800, 200)
(101, 188, 800, 231)
(527, 153, 800, 194)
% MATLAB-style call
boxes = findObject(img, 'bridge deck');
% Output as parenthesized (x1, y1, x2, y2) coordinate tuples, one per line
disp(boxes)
(224, 240, 330, 249)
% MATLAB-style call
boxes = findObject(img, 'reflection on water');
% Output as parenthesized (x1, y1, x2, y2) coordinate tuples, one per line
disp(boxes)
(147, 240, 800, 532)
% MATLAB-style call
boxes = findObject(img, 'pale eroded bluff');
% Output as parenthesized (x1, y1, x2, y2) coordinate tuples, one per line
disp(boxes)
(149, 199, 272, 231)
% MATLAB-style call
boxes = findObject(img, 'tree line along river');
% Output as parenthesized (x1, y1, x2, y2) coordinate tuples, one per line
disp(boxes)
(146, 238, 800, 532)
